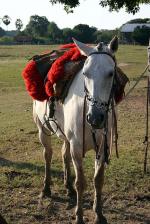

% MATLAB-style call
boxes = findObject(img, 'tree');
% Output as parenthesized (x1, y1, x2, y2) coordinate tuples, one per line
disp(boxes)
(0, 27, 5, 37)
(47, 22, 62, 43)
(49, 0, 150, 14)
(2, 15, 11, 29)
(62, 28, 75, 43)
(73, 24, 97, 43)
(132, 26, 150, 45)
(127, 18, 150, 24)
(94, 29, 119, 43)
(25, 15, 49, 37)
(15, 19, 23, 31)
(50, 0, 79, 13)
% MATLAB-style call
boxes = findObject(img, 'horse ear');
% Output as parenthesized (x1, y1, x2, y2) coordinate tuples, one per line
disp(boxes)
(108, 36, 119, 53)
(72, 38, 94, 56)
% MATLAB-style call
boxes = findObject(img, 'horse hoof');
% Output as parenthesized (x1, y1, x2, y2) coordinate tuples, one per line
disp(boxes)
(94, 215, 107, 224)
(39, 189, 51, 199)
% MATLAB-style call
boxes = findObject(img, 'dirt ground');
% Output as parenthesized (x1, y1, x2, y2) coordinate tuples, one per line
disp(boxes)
(0, 94, 150, 224)
(0, 44, 150, 224)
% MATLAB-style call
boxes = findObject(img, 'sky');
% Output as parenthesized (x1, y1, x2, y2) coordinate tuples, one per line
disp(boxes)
(0, 0, 150, 31)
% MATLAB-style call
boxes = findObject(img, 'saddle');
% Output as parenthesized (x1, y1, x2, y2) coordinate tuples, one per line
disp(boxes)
(22, 47, 129, 104)
(33, 50, 85, 102)
(22, 44, 86, 102)
(31, 50, 66, 80)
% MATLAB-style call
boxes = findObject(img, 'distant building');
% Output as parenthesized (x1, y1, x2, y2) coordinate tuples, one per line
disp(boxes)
(120, 23, 150, 43)
(14, 35, 33, 44)
(121, 23, 150, 32)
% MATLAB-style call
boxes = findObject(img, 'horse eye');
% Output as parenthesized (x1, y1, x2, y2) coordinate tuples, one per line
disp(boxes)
(83, 72, 89, 77)
(108, 72, 113, 77)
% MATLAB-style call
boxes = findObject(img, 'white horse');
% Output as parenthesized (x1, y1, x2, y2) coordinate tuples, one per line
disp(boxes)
(33, 36, 119, 224)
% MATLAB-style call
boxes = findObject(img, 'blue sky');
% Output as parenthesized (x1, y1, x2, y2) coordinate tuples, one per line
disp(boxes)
(0, 0, 150, 30)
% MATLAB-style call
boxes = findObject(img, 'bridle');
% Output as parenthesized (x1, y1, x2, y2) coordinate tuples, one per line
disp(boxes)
(84, 51, 117, 113)
(83, 51, 117, 164)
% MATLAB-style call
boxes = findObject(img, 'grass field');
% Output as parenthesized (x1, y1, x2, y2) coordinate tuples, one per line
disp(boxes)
(0, 44, 150, 224)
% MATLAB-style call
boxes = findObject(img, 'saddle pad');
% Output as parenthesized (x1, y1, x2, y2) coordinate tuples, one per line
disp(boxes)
(22, 44, 85, 101)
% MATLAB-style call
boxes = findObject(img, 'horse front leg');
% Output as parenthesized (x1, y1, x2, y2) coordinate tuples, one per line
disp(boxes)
(93, 162, 107, 224)
(39, 128, 52, 198)
(61, 140, 76, 197)
(70, 142, 86, 224)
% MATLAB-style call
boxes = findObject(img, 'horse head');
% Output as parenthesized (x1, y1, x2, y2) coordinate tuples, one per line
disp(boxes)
(73, 36, 118, 129)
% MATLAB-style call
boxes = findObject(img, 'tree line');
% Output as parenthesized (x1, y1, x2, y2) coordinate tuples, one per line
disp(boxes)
(0, 15, 150, 45)
(0, 15, 119, 44)
(49, 0, 150, 14)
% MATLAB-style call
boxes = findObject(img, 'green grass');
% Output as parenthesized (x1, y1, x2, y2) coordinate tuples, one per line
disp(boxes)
(0, 44, 150, 224)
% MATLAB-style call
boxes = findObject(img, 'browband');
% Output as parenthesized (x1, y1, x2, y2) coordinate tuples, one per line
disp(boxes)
(89, 51, 116, 64)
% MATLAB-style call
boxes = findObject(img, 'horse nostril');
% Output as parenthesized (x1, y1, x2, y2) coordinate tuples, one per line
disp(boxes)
(87, 113, 93, 124)
(87, 114, 90, 123)
(87, 111, 106, 128)
(100, 114, 104, 122)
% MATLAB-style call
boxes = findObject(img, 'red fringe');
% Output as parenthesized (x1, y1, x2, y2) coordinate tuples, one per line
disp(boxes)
(22, 44, 85, 100)
(45, 45, 84, 97)
(22, 60, 48, 101)
(59, 43, 76, 49)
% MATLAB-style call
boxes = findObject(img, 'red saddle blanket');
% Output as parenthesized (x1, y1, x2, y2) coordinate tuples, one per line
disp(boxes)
(22, 44, 85, 101)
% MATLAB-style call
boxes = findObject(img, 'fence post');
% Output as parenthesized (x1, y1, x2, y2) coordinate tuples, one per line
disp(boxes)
(148, 39, 150, 68)
(144, 40, 150, 174)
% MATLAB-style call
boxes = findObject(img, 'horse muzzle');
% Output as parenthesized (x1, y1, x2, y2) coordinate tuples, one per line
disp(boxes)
(86, 107, 107, 129)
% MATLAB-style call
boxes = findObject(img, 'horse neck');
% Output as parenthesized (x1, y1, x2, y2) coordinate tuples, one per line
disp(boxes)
(66, 68, 85, 100)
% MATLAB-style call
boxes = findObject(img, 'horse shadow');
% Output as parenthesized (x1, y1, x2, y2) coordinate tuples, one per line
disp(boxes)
(0, 156, 61, 176)
(103, 206, 150, 224)
(0, 156, 76, 205)
(0, 157, 149, 223)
